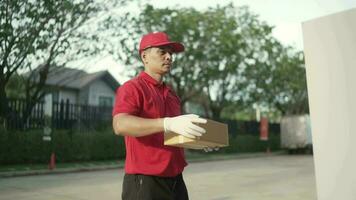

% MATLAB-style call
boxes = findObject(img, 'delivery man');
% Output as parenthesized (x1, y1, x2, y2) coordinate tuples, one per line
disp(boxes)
(112, 32, 207, 200)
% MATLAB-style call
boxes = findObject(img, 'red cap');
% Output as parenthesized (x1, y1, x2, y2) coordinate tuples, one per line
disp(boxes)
(139, 32, 185, 55)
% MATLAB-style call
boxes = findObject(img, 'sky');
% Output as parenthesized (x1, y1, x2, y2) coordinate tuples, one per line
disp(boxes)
(80, 0, 356, 84)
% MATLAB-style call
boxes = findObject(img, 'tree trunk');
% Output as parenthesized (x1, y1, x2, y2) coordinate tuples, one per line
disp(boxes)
(211, 105, 222, 121)
(0, 77, 9, 127)
(180, 99, 187, 114)
(202, 103, 210, 118)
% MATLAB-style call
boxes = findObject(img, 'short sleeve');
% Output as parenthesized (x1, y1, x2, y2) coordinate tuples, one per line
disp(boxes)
(112, 81, 142, 116)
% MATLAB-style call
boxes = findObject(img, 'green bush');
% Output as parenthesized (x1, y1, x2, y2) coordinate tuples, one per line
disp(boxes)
(0, 130, 49, 164)
(188, 133, 281, 154)
(223, 134, 280, 153)
(0, 128, 280, 165)
(0, 128, 125, 165)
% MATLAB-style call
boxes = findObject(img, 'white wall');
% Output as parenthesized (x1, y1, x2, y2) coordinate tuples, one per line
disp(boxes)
(303, 8, 356, 200)
(88, 80, 115, 106)
(58, 90, 77, 104)
(78, 86, 89, 105)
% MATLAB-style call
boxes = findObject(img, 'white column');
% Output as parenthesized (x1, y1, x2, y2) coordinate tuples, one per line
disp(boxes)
(44, 94, 53, 117)
(302, 8, 356, 200)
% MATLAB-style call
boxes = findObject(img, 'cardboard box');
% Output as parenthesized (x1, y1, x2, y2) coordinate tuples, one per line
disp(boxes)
(164, 119, 229, 149)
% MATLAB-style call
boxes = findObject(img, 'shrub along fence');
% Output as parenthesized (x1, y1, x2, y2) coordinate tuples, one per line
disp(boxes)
(219, 119, 280, 137)
(1, 102, 281, 165)
(0, 128, 280, 165)
(217, 134, 280, 154)
(0, 128, 125, 165)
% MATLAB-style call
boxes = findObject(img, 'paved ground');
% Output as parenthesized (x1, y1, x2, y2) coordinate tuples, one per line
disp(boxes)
(0, 154, 317, 200)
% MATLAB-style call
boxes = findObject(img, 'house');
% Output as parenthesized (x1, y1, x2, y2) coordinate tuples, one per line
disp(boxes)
(44, 67, 120, 107)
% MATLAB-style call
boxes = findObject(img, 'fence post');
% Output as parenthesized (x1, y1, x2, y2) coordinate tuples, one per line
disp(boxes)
(59, 100, 64, 128)
(43, 94, 55, 169)
(65, 99, 70, 129)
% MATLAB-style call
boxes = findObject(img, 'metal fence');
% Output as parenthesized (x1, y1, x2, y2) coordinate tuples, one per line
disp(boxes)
(6, 98, 280, 134)
(7, 99, 112, 130)
(220, 119, 280, 137)
(7, 98, 45, 129)
(52, 100, 112, 130)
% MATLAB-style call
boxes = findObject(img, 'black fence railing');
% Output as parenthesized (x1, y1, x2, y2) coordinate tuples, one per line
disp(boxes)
(52, 100, 112, 130)
(7, 98, 45, 129)
(220, 119, 280, 137)
(6, 98, 280, 135)
(6, 99, 112, 131)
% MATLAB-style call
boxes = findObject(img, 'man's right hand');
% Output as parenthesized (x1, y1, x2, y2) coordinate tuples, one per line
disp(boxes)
(163, 114, 207, 138)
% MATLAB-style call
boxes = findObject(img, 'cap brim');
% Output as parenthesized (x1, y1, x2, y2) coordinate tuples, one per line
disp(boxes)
(154, 42, 185, 53)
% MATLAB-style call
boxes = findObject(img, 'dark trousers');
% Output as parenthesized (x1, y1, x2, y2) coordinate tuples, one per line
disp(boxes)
(122, 173, 189, 200)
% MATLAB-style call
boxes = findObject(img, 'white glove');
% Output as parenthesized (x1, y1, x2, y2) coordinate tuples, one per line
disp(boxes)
(203, 147, 220, 152)
(163, 114, 207, 139)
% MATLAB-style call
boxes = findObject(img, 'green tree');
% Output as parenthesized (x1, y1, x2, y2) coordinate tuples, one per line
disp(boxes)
(270, 49, 308, 115)
(113, 4, 286, 119)
(0, 0, 127, 128)
(5, 73, 26, 99)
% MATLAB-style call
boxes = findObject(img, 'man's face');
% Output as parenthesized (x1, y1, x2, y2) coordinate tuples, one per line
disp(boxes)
(141, 46, 174, 75)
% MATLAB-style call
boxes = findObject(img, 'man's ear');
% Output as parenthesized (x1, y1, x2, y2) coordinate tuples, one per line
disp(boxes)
(141, 52, 148, 64)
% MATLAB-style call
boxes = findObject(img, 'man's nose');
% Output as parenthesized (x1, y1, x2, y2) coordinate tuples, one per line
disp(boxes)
(165, 53, 172, 61)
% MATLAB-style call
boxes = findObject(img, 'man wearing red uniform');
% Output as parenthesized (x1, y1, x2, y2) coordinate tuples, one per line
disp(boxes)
(112, 32, 207, 200)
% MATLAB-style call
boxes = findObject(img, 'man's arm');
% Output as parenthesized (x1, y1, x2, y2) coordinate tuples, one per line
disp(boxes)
(113, 113, 207, 138)
(113, 113, 164, 137)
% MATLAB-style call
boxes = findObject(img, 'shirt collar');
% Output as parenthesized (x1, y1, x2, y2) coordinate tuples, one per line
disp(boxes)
(139, 71, 165, 87)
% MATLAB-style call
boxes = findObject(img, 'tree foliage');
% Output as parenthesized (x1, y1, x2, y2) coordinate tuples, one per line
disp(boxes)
(0, 0, 127, 127)
(109, 3, 309, 119)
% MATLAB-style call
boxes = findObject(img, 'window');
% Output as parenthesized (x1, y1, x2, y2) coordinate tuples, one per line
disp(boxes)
(98, 96, 113, 107)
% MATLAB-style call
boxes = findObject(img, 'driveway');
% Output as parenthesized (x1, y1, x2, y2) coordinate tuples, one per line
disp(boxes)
(0, 154, 317, 200)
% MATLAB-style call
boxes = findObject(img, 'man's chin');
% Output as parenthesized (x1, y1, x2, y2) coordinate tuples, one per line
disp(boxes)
(163, 65, 171, 70)
(161, 67, 171, 74)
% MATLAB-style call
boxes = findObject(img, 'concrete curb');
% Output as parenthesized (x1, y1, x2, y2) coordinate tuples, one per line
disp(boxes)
(0, 151, 286, 178)
(187, 151, 285, 163)
(0, 165, 122, 178)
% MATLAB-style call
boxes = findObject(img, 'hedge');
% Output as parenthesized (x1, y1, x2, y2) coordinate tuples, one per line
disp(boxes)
(221, 133, 280, 153)
(188, 133, 280, 154)
(0, 129, 280, 165)
(0, 128, 125, 165)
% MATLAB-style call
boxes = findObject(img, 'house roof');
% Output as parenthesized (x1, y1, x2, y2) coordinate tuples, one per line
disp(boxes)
(45, 67, 120, 91)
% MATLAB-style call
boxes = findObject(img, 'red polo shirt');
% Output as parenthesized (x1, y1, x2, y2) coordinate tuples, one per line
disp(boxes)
(112, 71, 187, 177)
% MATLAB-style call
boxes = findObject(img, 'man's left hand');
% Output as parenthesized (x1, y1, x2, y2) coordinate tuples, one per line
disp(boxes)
(203, 147, 220, 152)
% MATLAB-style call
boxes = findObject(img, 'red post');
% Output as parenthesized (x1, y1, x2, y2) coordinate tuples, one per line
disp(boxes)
(260, 117, 269, 141)
(49, 152, 56, 170)
(260, 117, 270, 154)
